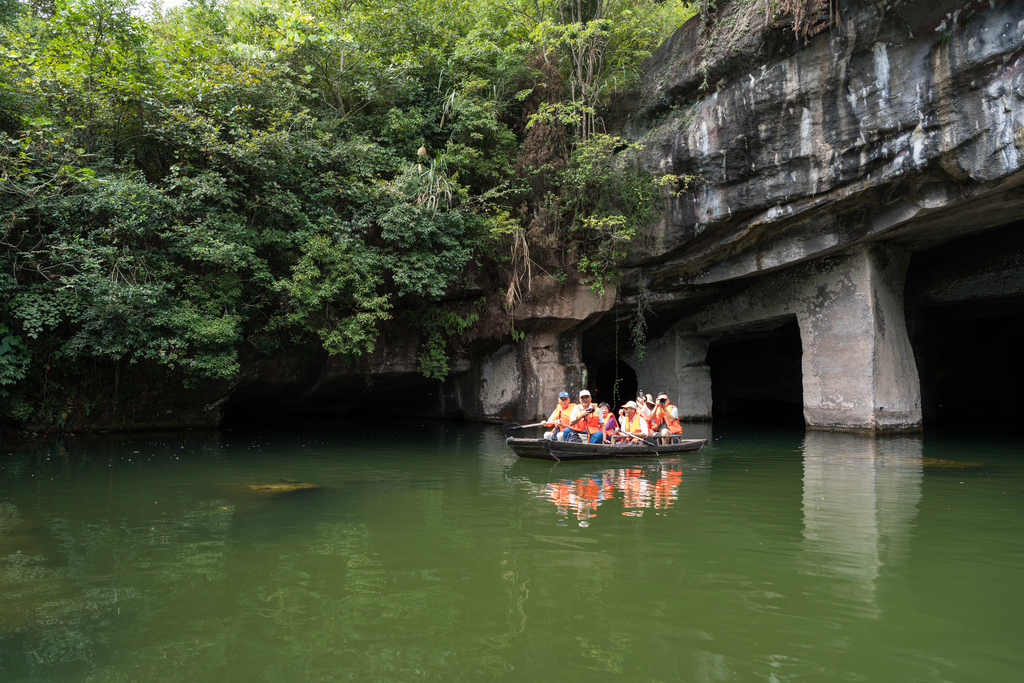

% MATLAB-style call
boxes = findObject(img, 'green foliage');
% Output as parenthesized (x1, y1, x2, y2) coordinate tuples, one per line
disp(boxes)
(275, 233, 391, 357)
(0, 322, 30, 392)
(630, 277, 653, 361)
(0, 0, 690, 428)
(405, 299, 482, 381)
(559, 134, 654, 294)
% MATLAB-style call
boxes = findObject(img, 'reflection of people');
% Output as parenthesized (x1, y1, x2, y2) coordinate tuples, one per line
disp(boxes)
(654, 465, 683, 510)
(597, 402, 618, 444)
(542, 391, 575, 440)
(618, 401, 650, 442)
(649, 393, 682, 443)
(565, 390, 601, 443)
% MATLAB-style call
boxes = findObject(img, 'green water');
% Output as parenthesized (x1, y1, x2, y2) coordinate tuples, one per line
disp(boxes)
(1, 421, 1021, 682)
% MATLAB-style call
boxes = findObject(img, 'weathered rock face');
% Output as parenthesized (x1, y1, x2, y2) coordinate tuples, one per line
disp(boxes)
(622, 0, 1024, 288)
(597, 0, 1024, 432)
(628, 244, 922, 430)
(121, 0, 1024, 433)
(445, 276, 616, 422)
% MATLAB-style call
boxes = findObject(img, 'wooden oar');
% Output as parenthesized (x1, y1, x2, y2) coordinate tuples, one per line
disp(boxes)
(613, 430, 659, 455)
(502, 422, 548, 438)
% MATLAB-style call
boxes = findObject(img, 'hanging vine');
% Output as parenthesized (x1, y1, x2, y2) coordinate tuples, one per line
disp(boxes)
(630, 278, 654, 362)
(612, 297, 621, 408)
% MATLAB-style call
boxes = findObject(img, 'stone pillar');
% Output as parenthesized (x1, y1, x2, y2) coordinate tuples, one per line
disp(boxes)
(629, 332, 712, 420)
(797, 244, 922, 431)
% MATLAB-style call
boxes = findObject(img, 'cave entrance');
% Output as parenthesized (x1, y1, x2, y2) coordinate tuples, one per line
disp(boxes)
(591, 359, 638, 410)
(221, 375, 441, 426)
(706, 319, 804, 427)
(914, 304, 1024, 431)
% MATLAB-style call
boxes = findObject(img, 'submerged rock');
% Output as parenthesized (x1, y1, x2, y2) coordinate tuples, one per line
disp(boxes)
(236, 482, 321, 494)
(919, 458, 985, 469)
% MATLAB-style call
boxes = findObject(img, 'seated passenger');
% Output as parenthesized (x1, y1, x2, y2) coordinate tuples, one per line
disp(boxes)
(542, 391, 575, 441)
(637, 393, 655, 424)
(617, 401, 650, 443)
(597, 402, 618, 444)
(564, 390, 602, 443)
(650, 392, 683, 444)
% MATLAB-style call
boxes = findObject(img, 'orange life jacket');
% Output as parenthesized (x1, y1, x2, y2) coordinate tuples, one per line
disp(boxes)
(600, 413, 617, 436)
(651, 404, 682, 434)
(623, 413, 646, 434)
(571, 403, 601, 433)
(553, 402, 576, 428)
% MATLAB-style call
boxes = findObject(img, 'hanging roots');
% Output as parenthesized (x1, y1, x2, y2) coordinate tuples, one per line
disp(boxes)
(505, 226, 532, 310)
(773, 0, 840, 44)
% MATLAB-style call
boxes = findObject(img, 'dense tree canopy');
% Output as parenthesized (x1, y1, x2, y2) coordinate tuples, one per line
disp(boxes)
(0, 0, 695, 428)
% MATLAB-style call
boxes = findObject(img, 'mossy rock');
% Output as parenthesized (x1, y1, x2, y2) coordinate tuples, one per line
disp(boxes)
(920, 458, 984, 469)
(240, 482, 321, 494)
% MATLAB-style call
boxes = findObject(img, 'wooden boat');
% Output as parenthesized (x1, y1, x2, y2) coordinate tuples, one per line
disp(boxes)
(506, 436, 707, 461)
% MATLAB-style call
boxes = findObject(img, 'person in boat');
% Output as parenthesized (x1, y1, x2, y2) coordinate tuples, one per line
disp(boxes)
(564, 389, 602, 443)
(617, 401, 650, 443)
(649, 392, 683, 444)
(597, 402, 618, 444)
(636, 393, 656, 424)
(542, 391, 575, 440)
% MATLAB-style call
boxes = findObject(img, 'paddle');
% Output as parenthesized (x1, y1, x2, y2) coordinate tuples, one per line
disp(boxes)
(613, 429, 660, 455)
(502, 422, 548, 438)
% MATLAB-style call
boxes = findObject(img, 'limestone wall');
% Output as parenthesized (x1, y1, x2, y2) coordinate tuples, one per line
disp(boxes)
(610, 0, 1023, 432)
(151, 0, 1024, 431)
(622, 0, 1024, 288)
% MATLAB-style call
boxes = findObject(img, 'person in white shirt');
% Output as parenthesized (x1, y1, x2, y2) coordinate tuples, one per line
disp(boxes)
(565, 389, 601, 443)
(617, 401, 650, 442)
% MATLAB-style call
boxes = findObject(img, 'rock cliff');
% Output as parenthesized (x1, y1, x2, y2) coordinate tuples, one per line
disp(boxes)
(595, 0, 1024, 430)
(135, 0, 1024, 432)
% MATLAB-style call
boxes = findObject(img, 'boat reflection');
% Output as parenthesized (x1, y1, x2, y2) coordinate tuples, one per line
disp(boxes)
(514, 455, 711, 527)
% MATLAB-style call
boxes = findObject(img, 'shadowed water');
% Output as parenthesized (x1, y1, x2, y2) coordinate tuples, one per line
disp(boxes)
(1, 421, 1021, 682)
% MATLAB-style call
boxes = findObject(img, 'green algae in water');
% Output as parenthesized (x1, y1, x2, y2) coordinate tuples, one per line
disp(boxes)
(0, 422, 1022, 682)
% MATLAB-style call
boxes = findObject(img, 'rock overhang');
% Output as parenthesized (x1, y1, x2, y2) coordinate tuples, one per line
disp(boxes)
(614, 0, 1024, 297)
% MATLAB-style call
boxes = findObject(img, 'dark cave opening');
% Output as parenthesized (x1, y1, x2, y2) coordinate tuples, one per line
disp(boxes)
(221, 376, 442, 426)
(913, 306, 1024, 431)
(591, 359, 638, 410)
(706, 320, 805, 427)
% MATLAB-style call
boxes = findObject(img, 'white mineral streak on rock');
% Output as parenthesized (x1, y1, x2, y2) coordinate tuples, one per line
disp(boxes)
(800, 107, 813, 157)
(873, 42, 894, 128)
(911, 124, 927, 167)
(992, 102, 1020, 173)
(478, 345, 520, 414)
(872, 43, 891, 101)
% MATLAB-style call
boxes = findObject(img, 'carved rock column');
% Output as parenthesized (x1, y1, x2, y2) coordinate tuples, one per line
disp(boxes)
(797, 244, 922, 431)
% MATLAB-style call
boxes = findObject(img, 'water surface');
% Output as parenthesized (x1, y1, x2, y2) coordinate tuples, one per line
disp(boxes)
(1, 421, 1021, 682)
